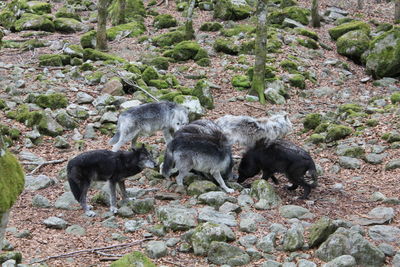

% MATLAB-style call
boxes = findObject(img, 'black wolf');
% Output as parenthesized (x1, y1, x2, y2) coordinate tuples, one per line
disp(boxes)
(238, 139, 318, 199)
(109, 101, 189, 151)
(67, 145, 156, 216)
(161, 120, 234, 193)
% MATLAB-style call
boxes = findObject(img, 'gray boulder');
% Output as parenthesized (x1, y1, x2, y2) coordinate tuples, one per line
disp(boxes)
(198, 206, 237, 227)
(368, 225, 400, 242)
(322, 255, 356, 267)
(283, 224, 304, 252)
(156, 205, 197, 231)
(32, 194, 51, 208)
(308, 217, 338, 248)
(213, 0, 253, 20)
(279, 205, 314, 219)
(198, 191, 230, 208)
(25, 175, 55, 191)
(250, 179, 281, 208)
(146, 240, 168, 259)
(124, 219, 148, 232)
(129, 198, 155, 214)
(187, 180, 219, 196)
(65, 225, 86, 236)
(207, 241, 250, 266)
(54, 18, 89, 33)
(256, 232, 276, 253)
(350, 206, 394, 225)
(338, 156, 362, 169)
(54, 192, 80, 210)
(43, 216, 68, 229)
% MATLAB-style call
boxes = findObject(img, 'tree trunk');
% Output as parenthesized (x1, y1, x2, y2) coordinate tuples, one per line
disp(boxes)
(311, 0, 320, 28)
(357, 0, 363, 9)
(96, 0, 110, 51)
(117, 0, 126, 25)
(395, 0, 400, 22)
(250, 0, 268, 104)
(185, 0, 196, 40)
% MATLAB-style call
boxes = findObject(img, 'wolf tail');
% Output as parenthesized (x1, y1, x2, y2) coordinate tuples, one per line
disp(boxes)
(307, 161, 318, 188)
(67, 166, 83, 202)
(109, 130, 120, 145)
(161, 147, 174, 178)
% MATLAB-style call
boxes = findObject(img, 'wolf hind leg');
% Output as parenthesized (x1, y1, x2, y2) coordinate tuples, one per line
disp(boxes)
(112, 128, 139, 152)
(162, 128, 173, 143)
(211, 170, 234, 193)
(108, 181, 119, 214)
(118, 180, 130, 202)
(79, 180, 96, 217)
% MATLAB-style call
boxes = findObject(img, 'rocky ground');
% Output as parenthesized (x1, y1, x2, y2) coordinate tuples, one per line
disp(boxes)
(0, 0, 400, 266)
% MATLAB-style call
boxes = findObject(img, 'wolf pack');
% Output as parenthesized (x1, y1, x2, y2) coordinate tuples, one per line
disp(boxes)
(67, 101, 318, 216)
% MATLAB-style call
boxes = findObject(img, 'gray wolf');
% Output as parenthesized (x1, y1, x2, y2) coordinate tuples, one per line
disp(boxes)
(109, 101, 189, 152)
(215, 114, 292, 148)
(238, 139, 317, 199)
(161, 120, 234, 193)
(67, 145, 156, 216)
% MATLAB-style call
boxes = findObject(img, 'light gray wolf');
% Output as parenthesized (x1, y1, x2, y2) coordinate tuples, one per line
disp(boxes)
(109, 101, 189, 152)
(238, 139, 317, 199)
(215, 114, 292, 148)
(67, 145, 156, 216)
(161, 120, 234, 193)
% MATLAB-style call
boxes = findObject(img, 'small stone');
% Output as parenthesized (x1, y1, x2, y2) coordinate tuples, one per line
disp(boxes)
(66, 225, 86, 236)
(43, 217, 68, 229)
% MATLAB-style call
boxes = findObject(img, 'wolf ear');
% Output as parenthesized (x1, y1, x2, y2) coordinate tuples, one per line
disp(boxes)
(130, 143, 137, 151)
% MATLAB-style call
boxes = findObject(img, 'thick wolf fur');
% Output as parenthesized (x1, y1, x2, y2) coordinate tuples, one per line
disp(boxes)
(215, 114, 292, 148)
(238, 139, 317, 199)
(109, 101, 189, 151)
(161, 120, 234, 193)
(67, 145, 156, 216)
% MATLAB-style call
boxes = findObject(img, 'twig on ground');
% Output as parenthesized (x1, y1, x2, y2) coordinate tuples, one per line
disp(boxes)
(32, 238, 154, 264)
(94, 251, 123, 257)
(162, 259, 185, 267)
(117, 72, 159, 102)
(244, 102, 267, 112)
(99, 257, 121, 261)
(20, 159, 66, 174)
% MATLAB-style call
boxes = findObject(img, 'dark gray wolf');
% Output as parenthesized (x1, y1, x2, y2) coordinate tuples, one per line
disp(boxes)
(109, 101, 189, 152)
(215, 114, 292, 148)
(67, 145, 156, 216)
(238, 139, 317, 199)
(161, 120, 234, 193)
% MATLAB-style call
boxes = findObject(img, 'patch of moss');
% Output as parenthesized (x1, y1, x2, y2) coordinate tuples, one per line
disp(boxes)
(107, 21, 146, 40)
(152, 31, 185, 47)
(0, 150, 25, 213)
(280, 59, 299, 72)
(35, 93, 68, 109)
(213, 38, 239, 55)
(148, 79, 169, 89)
(308, 133, 325, 144)
(83, 48, 126, 63)
(382, 132, 400, 143)
(376, 23, 393, 32)
(142, 66, 159, 83)
(213, 0, 253, 20)
(391, 92, 400, 104)
(80, 62, 95, 71)
(21, 38, 47, 51)
(148, 57, 170, 70)
(336, 30, 370, 63)
(110, 251, 156, 267)
(27, 1, 52, 15)
(80, 30, 97, 49)
(55, 7, 82, 21)
(196, 58, 211, 67)
(169, 41, 201, 61)
(365, 119, 378, 127)
(303, 113, 322, 131)
(269, 6, 310, 25)
(108, 0, 146, 25)
(295, 28, 318, 41)
(153, 14, 177, 29)
(231, 75, 251, 88)
(297, 37, 319, 49)
(14, 13, 55, 32)
(325, 124, 353, 142)
(328, 20, 371, 40)
(200, 22, 222, 32)
(39, 54, 67, 67)
(289, 74, 306, 89)
(0, 100, 6, 110)
(221, 24, 255, 37)
(338, 103, 363, 115)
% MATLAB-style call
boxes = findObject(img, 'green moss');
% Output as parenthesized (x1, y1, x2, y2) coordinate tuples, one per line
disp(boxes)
(391, 92, 400, 104)
(0, 251, 22, 264)
(148, 79, 169, 89)
(159, 91, 182, 101)
(328, 21, 371, 40)
(213, 38, 239, 55)
(0, 150, 25, 213)
(14, 13, 55, 32)
(80, 30, 97, 49)
(289, 74, 306, 89)
(365, 119, 378, 127)
(27, 1, 52, 14)
(297, 37, 319, 49)
(376, 23, 393, 32)
(0, 124, 21, 142)
(39, 54, 69, 66)
(152, 31, 185, 47)
(295, 28, 318, 41)
(83, 48, 126, 63)
(213, 0, 253, 20)
(308, 133, 325, 144)
(0, 10, 16, 30)
(269, 6, 310, 25)
(196, 58, 211, 67)
(142, 66, 159, 83)
(193, 79, 214, 109)
(21, 39, 47, 51)
(343, 147, 365, 158)
(35, 93, 68, 109)
(153, 14, 177, 29)
(325, 124, 353, 142)
(231, 75, 251, 88)
(200, 22, 222, 32)
(6, 104, 44, 127)
(336, 30, 370, 63)
(0, 100, 6, 110)
(221, 24, 255, 37)
(85, 71, 103, 85)
(303, 113, 322, 131)
(55, 7, 81, 21)
(110, 251, 156, 267)
(108, 0, 146, 25)
(280, 59, 299, 72)
(338, 103, 363, 114)
(54, 17, 84, 33)
(107, 21, 146, 40)
(80, 62, 94, 71)
(382, 132, 400, 143)
(148, 56, 170, 70)
(169, 41, 201, 61)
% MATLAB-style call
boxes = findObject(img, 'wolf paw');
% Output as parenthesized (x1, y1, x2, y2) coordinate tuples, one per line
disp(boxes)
(225, 188, 234, 194)
(85, 210, 97, 217)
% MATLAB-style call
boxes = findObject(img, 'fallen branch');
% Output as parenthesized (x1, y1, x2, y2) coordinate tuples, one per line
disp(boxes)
(117, 72, 159, 102)
(244, 102, 267, 112)
(20, 159, 66, 174)
(32, 238, 154, 264)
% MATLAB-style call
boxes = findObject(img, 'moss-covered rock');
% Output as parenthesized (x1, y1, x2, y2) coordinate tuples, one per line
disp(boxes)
(280, 59, 298, 72)
(0, 10, 16, 30)
(376, 23, 393, 33)
(297, 37, 319, 49)
(391, 92, 400, 104)
(153, 14, 177, 29)
(295, 28, 318, 40)
(152, 31, 185, 47)
(85, 71, 103, 85)
(55, 7, 82, 21)
(193, 79, 214, 109)
(148, 79, 169, 89)
(196, 58, 211, 67)
(328, 21, 370, 41)
(169, 41, 201, 61)
(200, 22, 222, 32)
(108, 0, 146, 25)
(39, 54, 66, 66)
(63, 44, 84, 58)
(147, 56, 170, 70)
(213, 0, 253, 21)
(269, 6, 310, 25)
(54, 17, 87, 33)
(325, 124, 353, 142)
(142, 66, 159, 83)
(0, 150, 25, 213)
(308, 134, 325, 144)
(21, 38, 47, 51)
(14, 13, 55, 32)
(110, 251, 156, 267)
(26, 1, 51, 14)
(80, 30, 97, 48)
(308, 217, 337, 248)
(221, 24, 255, 37)
(288, 74, 306, 89)
(231, 75, 251, 88)
(336, 30, 370, 63)
(338, 103, 363, 115)
(213, 37, 239, 55)
(382, 132, 400, 143)
(83, 48, 126, 63)
(365, 27, 400, 78)
(303, 113, 322, 130)
(35, 93, 68, 109)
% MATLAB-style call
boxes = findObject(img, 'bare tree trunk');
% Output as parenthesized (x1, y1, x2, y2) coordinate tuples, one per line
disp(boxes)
(185, 0, 196, 40)
(311, 0, 320, 28)
(96, 0, 111, 51)
(250, 0, 268, 104)
(117, 0, 126, 25)
(357, 0, 363, 9)
(396, 0, 400, 22)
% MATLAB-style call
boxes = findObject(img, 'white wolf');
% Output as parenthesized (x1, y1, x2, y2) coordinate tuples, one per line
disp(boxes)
(215, 114, 293, 148)
(109, 101, 189, 152)
(161, 120, 234, 193)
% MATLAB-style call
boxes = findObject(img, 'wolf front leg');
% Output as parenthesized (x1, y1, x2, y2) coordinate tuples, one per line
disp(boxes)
(211, 171, 234, 193)
(108, 181, 119, 214)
